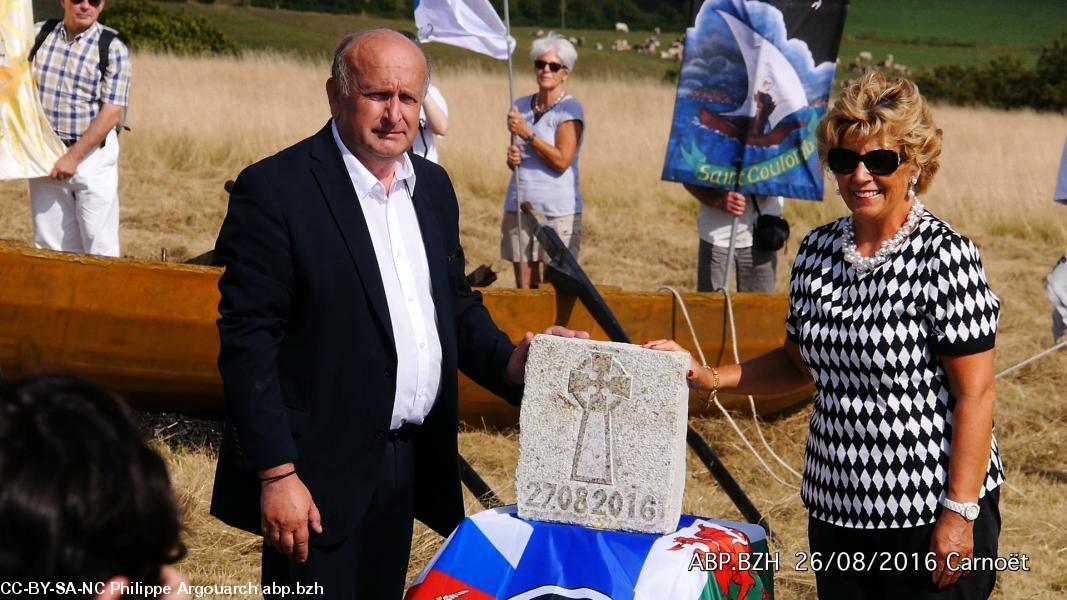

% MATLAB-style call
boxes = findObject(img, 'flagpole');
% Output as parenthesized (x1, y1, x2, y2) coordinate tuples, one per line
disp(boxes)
(723, 215, 739, 292)
(502, 0, 527, 287)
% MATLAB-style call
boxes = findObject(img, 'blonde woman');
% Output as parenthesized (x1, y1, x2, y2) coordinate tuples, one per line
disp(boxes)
(649, 72, 1003, 599)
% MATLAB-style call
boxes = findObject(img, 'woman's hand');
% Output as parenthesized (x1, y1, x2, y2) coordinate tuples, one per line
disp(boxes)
(643, 339, 710, 390)
(507, 108, 531, 139)
(506, 144, 521, 170)
(929, 511, 974, 589)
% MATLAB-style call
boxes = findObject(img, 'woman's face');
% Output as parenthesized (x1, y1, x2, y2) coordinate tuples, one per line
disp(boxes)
(534, 50, 569, 92)
(833, 134, 918, 224)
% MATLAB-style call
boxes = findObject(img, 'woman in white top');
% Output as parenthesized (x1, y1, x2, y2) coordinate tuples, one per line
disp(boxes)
(412, 83, 448, 164)
(504, 33, 584, 288)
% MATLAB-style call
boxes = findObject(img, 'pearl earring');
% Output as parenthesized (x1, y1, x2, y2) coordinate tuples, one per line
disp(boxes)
(834, 187, 841, 196)
(908, 177, 918, 199)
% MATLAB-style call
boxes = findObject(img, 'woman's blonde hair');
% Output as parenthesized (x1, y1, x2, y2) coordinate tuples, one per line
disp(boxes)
(817, 71, 942, 193)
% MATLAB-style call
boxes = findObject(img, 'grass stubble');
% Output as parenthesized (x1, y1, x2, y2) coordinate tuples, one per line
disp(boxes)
(1, 52, 1064, 598)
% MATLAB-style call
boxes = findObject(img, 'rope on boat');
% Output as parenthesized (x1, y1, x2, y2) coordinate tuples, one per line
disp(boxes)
(665, 289, 1067, 498)
(660, 286, 801, 490)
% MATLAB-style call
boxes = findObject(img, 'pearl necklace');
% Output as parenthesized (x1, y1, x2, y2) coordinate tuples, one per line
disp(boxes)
(842, 199, 925, 273)
(533, 92, 566, 115)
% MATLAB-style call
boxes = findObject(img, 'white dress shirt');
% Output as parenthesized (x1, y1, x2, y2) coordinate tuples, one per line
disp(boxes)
(332, 122, 443, 429)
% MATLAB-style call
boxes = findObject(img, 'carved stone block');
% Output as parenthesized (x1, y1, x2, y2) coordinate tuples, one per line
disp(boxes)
(515, 335, 691, 533)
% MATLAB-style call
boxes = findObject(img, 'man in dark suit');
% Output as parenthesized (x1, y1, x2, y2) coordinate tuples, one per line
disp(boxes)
(209, 29, 584, 598)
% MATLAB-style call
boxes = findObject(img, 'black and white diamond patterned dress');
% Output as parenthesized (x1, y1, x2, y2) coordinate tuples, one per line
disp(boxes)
(787, 210, 1004, 529)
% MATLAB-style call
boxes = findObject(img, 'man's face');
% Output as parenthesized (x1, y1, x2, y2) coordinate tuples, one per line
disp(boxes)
(61, 0, 105, 31)
(328, 34, 427, 167)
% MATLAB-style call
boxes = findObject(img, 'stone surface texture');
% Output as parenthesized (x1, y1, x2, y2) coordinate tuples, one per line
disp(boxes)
(515, 334, 691, 533)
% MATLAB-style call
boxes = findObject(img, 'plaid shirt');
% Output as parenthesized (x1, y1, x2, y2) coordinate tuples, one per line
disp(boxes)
(32, 21, 131, 140)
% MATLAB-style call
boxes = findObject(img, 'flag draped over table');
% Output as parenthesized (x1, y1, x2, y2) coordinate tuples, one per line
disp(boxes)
(414, 0, 515, 60)
(662, 0, 848, 200)
(0, 0, 63, 180)
(406, 506, 773, 600)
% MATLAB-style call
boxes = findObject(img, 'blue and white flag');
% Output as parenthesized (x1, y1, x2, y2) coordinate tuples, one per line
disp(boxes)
(406, 506, 773, 600)
(662, 0, 849, 200)
(414, 0, 515, 60)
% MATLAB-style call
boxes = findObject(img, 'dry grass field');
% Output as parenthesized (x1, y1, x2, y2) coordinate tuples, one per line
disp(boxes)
(1, 51, 1065, 598)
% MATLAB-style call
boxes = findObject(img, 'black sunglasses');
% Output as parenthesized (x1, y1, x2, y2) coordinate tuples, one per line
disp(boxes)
(827, 148, 908, 176)
(71, 0, 103, 5)
(534, 60, 565, 73)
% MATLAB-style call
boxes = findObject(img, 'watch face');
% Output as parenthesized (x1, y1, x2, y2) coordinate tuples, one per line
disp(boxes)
(964, 504, 980, 520)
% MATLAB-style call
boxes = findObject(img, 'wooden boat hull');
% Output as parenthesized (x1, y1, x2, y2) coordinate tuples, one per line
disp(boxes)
(0, 244, 811, 427)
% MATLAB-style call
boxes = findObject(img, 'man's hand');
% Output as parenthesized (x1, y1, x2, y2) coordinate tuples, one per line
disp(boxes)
(720, 191, 746, 217)
(505, 325, 590, 384)
(929, 510, 974, 589)
(259, 464, 323, 562)
(49, 152, 82, 181)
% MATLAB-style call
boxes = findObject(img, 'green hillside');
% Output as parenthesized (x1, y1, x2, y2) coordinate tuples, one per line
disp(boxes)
(30, 0, 1067, 77)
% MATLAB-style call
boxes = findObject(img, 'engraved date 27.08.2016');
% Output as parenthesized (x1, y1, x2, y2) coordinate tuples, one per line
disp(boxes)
(524, 481, 660, 521)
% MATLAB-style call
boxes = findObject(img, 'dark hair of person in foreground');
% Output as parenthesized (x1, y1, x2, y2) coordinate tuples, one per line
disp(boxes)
(0, 374, 185, 598)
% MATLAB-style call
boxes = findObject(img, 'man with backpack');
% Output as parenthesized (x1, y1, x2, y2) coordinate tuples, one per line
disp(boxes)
(28, 0, 129, 257)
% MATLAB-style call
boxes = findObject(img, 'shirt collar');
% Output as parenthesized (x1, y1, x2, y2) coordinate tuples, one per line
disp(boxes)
(330, 120, 416, 201)
(59, 21, 99, 43)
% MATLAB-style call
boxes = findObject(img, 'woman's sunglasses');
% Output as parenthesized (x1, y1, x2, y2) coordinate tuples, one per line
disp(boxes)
(827, 148, 908, 176)
(534, 60, 565, 73)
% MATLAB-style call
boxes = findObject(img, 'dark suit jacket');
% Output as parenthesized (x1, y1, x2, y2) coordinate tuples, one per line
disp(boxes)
(210, 122, 521, 544)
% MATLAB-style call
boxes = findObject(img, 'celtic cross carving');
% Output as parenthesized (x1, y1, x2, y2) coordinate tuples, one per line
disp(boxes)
(567, 351, 632, 484)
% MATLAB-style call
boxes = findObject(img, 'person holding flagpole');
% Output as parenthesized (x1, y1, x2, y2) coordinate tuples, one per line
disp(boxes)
(683, 184, 783, 292)
(503, 33, 584, 289)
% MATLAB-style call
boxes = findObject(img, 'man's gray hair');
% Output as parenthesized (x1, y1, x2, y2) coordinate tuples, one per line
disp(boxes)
(530, 32, 577, 70)
(331, 29, 432, 98)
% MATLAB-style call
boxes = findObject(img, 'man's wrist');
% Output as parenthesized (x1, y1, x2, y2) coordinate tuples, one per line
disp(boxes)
(258, 463, 296, 478)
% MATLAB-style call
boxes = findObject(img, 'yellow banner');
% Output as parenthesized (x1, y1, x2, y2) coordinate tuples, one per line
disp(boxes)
(0, 0, 64, 180)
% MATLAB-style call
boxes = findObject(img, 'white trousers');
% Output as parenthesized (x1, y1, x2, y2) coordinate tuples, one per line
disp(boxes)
(28, 130, 120, 257)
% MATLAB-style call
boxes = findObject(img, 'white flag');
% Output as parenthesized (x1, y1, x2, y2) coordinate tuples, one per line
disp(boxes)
(414, 0, 515, 60)
(0, 0, 65, 180)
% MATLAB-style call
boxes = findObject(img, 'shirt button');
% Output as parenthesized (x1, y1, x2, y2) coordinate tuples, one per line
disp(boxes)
(407, 295, 414, 302)
(419, 342, 426, 349)
(396, 249, 402, 257)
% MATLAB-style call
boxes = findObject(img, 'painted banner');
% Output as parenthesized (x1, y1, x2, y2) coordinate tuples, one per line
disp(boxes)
(662, 0, 848, 200)
(406, 505, 773, 600)
(0, 0, 63, 180)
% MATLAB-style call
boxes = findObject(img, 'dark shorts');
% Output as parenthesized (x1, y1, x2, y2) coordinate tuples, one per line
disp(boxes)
(807, 487, 1001, 600)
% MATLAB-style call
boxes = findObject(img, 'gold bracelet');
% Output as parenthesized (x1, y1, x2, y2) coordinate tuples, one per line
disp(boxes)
(708, 366, 720, 406)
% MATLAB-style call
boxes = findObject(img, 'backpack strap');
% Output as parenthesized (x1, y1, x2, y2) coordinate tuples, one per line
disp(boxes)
(97, 27, 119, 77)
(28, 19, 61, 63)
